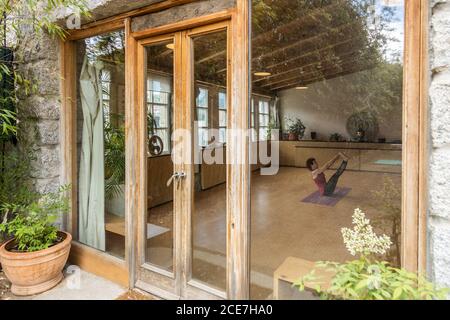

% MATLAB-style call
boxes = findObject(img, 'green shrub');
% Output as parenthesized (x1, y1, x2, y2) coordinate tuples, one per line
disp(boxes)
(295, 256, 448, 300)
(0, 186, 70, 252)
(295, 208, 448, 300)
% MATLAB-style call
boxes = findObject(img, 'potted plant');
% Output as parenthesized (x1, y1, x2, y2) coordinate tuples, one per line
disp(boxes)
(295, 208, 448, 300)
(286, 117, 306, 141)
(0, 186, 71, 296)
(329, 133, 344, 142)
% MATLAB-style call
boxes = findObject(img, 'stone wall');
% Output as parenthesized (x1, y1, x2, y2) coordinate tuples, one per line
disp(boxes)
(19, 34, 62, 195)
(428, 0, 450, 290)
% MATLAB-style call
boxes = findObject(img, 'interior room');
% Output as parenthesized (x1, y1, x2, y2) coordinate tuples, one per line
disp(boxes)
(73, 0, 405, 299)
(251, 0, 404, 299)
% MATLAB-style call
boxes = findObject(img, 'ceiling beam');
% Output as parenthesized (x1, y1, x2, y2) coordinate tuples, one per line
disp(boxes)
(269, 64, 375, 91)
(262, 58, 372, 90)
(200, 1, 343, 65)
(257, 51, 365, 87)
(252, 21, 360, 68)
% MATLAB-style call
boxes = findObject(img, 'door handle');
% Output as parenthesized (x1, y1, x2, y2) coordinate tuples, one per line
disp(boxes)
(167, 172, 179, 187)
(166, 172, 187, 187)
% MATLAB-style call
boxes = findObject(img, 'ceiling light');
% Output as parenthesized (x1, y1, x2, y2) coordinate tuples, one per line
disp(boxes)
(254, 72, 271, 77)
(296, 86, 308, 90)
(166, 43, 174, 50)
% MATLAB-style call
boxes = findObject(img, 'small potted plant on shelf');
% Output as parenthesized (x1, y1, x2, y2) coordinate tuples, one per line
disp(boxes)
(0, 186, 71, 296)
(286, 117, 306, 141)
(295, 208, 448, 300)
(329, 133, 344, 142)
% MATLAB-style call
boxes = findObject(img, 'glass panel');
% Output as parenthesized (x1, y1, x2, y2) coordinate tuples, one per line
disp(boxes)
(250, 0, 404, 299)
(219, 110, 227, 127)
(192, 29, 228, 291)
(145, 40, 175, 272)
(219, 128, 227, 144)
(153, 105, 169, 128)
(196, 87, 209, 108)
(197, 108, 209, 128)
(218, 91, 227, 109)
(75, 30, 126, 259)
(198, 128, 209, 147)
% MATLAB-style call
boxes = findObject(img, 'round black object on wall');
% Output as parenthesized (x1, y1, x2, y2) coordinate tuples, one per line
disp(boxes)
(0, 46, 16, 142)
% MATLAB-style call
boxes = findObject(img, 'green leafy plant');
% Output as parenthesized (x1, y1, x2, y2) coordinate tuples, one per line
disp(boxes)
(329, 133, 344, 142)
(286, 117, 306, 139)
(148, 112, 157, 136)
(294, 208, 448, 300)
(0, 0, 91, 137)
(0, 186, 70, 252)
(104, 114, 126, 199)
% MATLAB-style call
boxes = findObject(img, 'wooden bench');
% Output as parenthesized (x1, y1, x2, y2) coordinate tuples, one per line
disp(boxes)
(273, 257, 335, 300)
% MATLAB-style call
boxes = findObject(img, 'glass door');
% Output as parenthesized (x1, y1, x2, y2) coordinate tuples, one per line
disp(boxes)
(135, 21, 231, 300)
(135, 34, 181, 298)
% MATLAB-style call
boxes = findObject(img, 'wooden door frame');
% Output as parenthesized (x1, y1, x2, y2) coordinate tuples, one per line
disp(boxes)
(134, 33, 181, 299)
(402, 0, 429, 274)
(131, 18, 234, 300)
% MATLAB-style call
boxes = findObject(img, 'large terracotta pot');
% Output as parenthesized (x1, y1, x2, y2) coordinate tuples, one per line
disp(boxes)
(0, 231, 72, 296)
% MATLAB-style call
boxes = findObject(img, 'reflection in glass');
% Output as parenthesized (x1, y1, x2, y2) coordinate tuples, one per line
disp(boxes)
(76, 30, 126, 259)
(192, 30, 228, 291)
(145, 41, 175, 272)
(250, 0, 404, 299)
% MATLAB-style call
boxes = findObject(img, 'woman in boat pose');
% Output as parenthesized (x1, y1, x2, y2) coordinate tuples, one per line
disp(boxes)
(306, 152, 349, 196)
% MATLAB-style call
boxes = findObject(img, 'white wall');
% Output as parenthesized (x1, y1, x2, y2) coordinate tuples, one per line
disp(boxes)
(278, 70, 403, 142)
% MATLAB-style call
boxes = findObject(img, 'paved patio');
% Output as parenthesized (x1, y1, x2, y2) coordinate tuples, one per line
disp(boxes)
(0, 267, 157, 300)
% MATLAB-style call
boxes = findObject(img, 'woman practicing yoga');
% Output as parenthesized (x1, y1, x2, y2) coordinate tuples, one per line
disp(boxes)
(306, 152, 349, 196)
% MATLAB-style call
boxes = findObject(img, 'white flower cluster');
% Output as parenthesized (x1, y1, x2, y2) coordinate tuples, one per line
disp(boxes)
(341, 208, 392, 256)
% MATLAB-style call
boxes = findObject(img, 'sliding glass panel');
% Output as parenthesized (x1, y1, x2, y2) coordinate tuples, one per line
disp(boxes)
(250, 0, 404, 299)
(145, 40, 175, 273)
(75, 30, 126, 259)
(191, 29, 228, 291)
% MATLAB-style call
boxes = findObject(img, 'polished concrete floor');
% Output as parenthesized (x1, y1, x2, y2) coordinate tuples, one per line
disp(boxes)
(108, 167, 401, 299)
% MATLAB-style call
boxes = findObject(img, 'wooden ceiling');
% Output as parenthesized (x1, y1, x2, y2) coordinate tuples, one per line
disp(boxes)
(144, 0, 380, 94)
(251, 0, 380, 93)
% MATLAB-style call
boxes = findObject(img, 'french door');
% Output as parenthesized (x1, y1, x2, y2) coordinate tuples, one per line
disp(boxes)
(134, 21, 231, 299)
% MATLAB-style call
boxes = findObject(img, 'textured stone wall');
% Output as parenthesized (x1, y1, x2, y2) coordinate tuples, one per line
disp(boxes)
(19, 34, 62, 195)
(428, 0, 450, 290)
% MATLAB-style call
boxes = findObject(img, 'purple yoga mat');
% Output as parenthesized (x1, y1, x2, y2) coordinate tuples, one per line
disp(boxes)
(301, 187, 352, 207)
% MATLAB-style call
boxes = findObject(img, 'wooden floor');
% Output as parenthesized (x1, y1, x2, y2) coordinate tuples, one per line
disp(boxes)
(142, 167, 401, 298)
